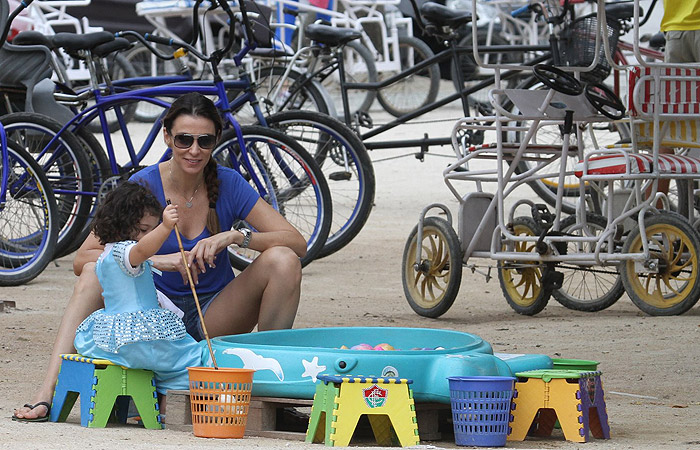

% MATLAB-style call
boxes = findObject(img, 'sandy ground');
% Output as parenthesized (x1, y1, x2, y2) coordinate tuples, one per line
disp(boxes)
(2, 94, 700, 450)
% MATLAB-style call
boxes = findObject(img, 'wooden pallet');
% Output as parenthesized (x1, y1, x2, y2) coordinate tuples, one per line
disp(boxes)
(0, 300, 16, 312)
(165, 390, 451, 441)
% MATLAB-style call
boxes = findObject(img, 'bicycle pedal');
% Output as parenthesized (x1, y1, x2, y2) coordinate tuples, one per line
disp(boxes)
(329, 171, 352, 181)
(355, 111, 373, 129)
(531, 204, 555, 228)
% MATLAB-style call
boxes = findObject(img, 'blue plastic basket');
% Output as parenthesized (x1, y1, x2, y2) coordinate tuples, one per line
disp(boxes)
(448, 376, 516, 447)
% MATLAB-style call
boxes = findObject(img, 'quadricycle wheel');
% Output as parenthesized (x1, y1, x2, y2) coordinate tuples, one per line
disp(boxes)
(553, 213, 625, 312)
(402, 216, 463, 318)
(620, 211, 700, 316)
(498, 217, 551, 315)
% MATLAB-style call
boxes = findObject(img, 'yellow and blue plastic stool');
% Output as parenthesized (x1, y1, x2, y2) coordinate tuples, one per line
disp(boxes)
(306, 374, 420, 447)
(50, 354, 161, 429)
(508, 369, 610, 443)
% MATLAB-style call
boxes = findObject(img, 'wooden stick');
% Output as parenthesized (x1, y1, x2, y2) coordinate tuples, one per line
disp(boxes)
(168, 200, 218, 369)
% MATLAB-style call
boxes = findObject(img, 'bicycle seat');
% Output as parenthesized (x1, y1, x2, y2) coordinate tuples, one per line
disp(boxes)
(52, 31, 114, 54)
(605, 2, 638, 21)
(420, 2, 473, 29)
(92, 37, 131, 58)
(305, 24, 361, 47)
(12, 31, 56, 50)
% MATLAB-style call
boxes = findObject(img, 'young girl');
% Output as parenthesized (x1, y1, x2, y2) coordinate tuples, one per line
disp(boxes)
(73, 182, 206, 398)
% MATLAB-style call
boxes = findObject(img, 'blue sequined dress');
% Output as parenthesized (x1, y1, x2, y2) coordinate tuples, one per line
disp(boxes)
(74, 241, 206, 393)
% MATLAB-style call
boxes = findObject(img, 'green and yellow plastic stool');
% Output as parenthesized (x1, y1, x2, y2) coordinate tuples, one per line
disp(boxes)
(50, 354, 161, 429)
(508, 369, 610, 443)
(306, 374, 420, 447)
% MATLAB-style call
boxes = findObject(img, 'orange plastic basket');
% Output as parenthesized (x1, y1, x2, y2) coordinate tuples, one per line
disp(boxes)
(187, 367, 255, 438)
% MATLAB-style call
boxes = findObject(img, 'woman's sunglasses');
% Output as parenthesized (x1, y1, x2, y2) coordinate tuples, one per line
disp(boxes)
(172, 133, 217, 150)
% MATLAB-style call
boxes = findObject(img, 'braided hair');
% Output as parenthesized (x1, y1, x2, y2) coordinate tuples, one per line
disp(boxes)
(162, 93, 223, 234)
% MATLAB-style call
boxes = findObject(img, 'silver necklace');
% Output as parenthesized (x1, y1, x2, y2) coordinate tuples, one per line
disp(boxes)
(169, 160, 202, 208)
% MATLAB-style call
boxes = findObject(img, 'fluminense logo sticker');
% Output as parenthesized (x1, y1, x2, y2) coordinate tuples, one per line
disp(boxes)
(362, 384, 387, 408)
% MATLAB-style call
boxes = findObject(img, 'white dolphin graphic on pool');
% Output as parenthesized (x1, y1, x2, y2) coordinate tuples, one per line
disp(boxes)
(222, 348, 285, 381)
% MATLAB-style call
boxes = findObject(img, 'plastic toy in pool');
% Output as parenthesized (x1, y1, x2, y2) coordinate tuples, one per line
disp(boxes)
(210, 327, 552, 403)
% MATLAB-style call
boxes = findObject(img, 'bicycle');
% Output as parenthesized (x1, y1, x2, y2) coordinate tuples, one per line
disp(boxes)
(267, 0, 441, 118)
(92, 0, 375, 259)
(3, 0, 139, 133)
(0, 0, 59, 286)
(251, 0, 541, 159)
(106, 3, 375, 259)
(3, 0, 333, 268)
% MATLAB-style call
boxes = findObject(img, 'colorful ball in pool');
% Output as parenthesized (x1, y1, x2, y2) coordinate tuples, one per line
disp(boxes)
(350, 343, 374, 350)
(373, 343, 396, 351)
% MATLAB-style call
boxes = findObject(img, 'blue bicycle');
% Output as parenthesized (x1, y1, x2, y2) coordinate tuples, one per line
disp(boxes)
(1, 0, 332, 268)
(0, 0, 58, 285)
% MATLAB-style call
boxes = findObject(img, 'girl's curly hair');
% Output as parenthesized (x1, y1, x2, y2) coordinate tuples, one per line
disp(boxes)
(92, 182, 163, 245)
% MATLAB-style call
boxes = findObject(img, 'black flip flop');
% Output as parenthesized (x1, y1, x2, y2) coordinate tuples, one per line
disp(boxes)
(11, 402, 51, 422)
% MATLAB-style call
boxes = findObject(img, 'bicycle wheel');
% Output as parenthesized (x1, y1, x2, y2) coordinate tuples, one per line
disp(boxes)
(377, 36, 440, 118)
(0, 140, 59, 286)
(265, 110, 375, 258)
(233, 65, 332, 124)
(498, 216, 551, 315)
(321, 40, 377, 119)
(59, 128, 113, 256)
(620, 211, 700, 316)
(212, 125, 332, 269)
(402, 216, 462, 318)
(553, 213, 625, 311)
(1, 112, 93, 259)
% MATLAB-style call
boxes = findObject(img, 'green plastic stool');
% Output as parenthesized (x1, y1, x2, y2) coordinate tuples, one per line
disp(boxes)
(50, 354, 161, 429)
(551, 358, 600, 371)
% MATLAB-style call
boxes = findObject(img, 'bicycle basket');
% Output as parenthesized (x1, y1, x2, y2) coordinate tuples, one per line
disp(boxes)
(562, 14, 620, 83)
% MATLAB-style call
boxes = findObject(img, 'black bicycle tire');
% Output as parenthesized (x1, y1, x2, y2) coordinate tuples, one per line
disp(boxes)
(377, 35, 440, 118)
(1, 112, 93, 259)
(0, 141, 59, 285)
(212, 125, 332, 268)
(265, 110, 375, 257)
(58, 128, 113, 256)
(323, 40, 378, 118)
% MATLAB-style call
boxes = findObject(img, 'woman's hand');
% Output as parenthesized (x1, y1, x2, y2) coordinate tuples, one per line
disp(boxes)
(187, 231, 235, 274)
(151, 252, 202, 285)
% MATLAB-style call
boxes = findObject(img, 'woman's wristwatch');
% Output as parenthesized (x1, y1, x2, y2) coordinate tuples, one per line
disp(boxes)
(239, 228, 252, 248)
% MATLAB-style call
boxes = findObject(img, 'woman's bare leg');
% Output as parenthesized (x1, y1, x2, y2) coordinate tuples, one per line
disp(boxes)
(203, 246, 301, 337)
(13, 264, 103, 420)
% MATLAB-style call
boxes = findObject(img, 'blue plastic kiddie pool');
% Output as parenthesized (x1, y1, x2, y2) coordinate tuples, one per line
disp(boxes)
(210, 327, 551, 403)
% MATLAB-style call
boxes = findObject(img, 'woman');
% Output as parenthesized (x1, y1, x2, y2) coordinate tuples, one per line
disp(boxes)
(13, 92, 306, 422)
